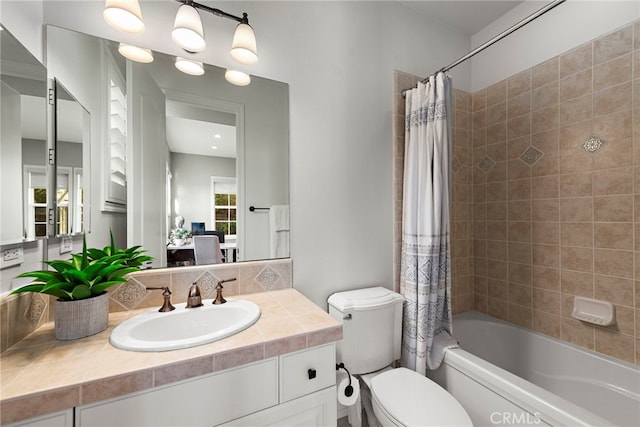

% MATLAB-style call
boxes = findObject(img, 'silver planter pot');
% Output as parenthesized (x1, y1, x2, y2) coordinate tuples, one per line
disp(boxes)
(55, 292, 109, 340)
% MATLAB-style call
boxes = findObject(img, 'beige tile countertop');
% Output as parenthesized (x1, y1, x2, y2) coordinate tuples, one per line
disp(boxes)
(0, 289, 342, 425)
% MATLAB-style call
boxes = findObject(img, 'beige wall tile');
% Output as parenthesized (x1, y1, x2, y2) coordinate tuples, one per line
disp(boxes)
(532, 175, 559, 199)
(594, 328, 634, 363)
(509, 242, 532, 264)
(560, 43, 592, 78)
(488, 279, 508, 300)
(508, 135, 531, 159)
(532, 199, 559, 221)
(487, 201, 507, 221)
(508, 115, 531, 139)
(559, 120, 593, 150)
(487, 80, 507, 106)
(532, 82, 559, 111)
(561, 223, 593, 247)
(487, 240, 508, 260)
(594, 195, 633, 222)
(560, 246, 593, 273)
(559, 94, 593, 126)
(532, 106, 559, 134)
(533, 288, 561, 315)
(508, 200, 532, 221)
(508, 304, 532, 328)
(594, 275, 634, 307)
(560, 197, 593, 222)
(508, 70, 531, 99)
(487, 101, 507, 125)
(593, 25, 633, 65)
(487, 122, 507, 145)
(532, 221, 559, 245)
(488, 298, 508, 320)
(508, 91, 531, 117)
(561, 317, 595, 348)
(594, 223, 633, 250)
(594, 54, 632, 91)
(593, 167, 633, 195)
(560, 69, 593, 102)
(559, 172, 593, 198)
(533, 311, 561, 338)
(594, 249, 634, 278)
(509, 262, 532, 286)
(532, 57, 559, 88)
(533, 266, 560, 291)
(594, 82, 633, 117)
(532, 244, 560, 268)
(508, 178, 531, 200)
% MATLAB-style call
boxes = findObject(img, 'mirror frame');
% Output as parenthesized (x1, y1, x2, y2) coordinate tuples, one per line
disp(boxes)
(51, 78, 91, 238)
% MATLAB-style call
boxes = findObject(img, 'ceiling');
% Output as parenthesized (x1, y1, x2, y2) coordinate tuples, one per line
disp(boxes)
(399, 0, 525, 35)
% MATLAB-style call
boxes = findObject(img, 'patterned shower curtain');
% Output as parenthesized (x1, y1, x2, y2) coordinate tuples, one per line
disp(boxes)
(400, 72, 457, 373)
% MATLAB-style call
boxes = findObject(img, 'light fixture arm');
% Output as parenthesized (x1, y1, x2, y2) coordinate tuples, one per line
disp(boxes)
(174, 0, 249, 25)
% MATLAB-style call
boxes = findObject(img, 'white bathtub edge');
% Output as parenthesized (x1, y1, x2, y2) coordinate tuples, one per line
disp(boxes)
(441, 348, 613, 427)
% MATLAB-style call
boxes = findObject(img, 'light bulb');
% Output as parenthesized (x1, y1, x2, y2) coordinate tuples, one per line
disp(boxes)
(118, 43, 153, 63)
(230, 23, 258, 65)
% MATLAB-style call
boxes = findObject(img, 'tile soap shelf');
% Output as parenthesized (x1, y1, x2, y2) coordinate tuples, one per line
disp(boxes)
(571, 296, 616, 326)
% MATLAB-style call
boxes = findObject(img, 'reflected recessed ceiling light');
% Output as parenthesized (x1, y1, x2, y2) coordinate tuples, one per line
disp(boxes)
(103, 0, 145, 34)
(214, 134, 222, 139)
(225, 69, 251, 86)
(211, 145, 218, 150)
(175, 57, 204, 76)
(118, 43, 154, 63)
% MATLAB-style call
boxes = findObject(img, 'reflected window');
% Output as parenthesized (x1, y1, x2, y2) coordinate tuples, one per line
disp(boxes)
(211, 178, 236, 236)
(24, 166, 47, 238)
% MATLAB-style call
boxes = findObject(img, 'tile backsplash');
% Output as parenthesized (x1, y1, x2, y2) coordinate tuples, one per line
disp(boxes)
(394, 19, 640, 365)
(0, 258, 291, 353)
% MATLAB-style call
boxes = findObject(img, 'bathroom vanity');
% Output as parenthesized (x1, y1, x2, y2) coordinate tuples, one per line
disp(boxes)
(1, 289, 341, 426)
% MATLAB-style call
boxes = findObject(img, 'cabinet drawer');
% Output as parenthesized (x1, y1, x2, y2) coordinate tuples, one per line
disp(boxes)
(76, 358, 278, 426)
(279, 343, 336, 403)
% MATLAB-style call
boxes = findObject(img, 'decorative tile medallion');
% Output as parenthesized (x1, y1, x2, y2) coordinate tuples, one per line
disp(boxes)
(255, 265, 281, 291)
(26, 294, 47, 327)
(452, 156, 463, 173)
(520, 146, 543, 166)
(197, 272, 220, 298)
(478, 156, 496, 173)
(582, 136, 603, 153)
(111, 279, 148, 309)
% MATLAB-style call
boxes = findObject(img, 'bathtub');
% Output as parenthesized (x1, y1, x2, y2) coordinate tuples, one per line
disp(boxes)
(428, 311, 639, 427)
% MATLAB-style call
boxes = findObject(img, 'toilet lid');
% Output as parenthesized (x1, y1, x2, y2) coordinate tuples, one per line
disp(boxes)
(371, 368, 472, 427)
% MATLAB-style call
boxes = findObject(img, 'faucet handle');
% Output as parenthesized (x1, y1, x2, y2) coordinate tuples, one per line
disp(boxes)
(186, 282, 203, 308)
(146, 286, 175, 312)
(213, 277, 236, 305)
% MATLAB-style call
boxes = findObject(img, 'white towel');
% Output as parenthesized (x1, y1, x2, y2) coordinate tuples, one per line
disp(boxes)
(270, 205, 289, 258)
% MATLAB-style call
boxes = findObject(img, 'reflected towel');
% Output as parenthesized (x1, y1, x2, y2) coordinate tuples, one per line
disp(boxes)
(270, 205, 289, 258)
(428, 328, 459, 370)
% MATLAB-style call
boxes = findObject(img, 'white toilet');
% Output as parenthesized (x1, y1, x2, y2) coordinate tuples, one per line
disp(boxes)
(328, 287, 472, 427)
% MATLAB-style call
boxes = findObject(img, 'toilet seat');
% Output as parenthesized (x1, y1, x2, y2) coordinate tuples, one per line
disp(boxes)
(370, 368, 473, 427)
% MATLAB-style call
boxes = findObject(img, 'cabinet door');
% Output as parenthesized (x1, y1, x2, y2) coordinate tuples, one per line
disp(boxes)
(5, 409, 73, 427)
(280, 343, 336, 403)
(76, 358, 278, 426)
(220, 387, 337, 427)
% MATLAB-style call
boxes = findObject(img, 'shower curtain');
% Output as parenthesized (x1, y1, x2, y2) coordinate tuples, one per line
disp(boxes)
(400, 72, 457, 373)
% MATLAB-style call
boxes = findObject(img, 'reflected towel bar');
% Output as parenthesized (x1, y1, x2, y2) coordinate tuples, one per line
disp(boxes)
(249, 206, 269, 212)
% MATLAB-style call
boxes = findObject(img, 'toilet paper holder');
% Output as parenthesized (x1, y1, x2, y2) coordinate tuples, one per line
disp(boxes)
(336, 363, 354, 397)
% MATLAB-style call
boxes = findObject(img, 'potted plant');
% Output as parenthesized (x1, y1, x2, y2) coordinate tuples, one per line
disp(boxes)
(11, 234, 149, 340)
(172, 228, 190, 246)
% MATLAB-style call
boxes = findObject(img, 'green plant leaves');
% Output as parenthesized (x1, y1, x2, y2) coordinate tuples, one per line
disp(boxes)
(11, 232, 154, 301)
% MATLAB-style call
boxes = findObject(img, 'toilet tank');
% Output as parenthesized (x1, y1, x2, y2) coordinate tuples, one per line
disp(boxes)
(328, 287, 404, 375)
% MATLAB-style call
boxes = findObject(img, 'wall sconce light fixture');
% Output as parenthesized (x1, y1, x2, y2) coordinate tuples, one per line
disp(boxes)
(103, 0, 258, 85)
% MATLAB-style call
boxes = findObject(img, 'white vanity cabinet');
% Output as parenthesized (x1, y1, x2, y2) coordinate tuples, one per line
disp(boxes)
(75, 343, 337, 427)
(5, 409, 73, 427)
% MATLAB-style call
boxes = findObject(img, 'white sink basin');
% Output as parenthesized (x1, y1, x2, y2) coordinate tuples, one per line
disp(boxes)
(110, 299, 260, 352)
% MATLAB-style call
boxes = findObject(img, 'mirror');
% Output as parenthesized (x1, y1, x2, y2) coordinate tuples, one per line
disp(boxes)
(53, 79, 90, 237)
(0, 25, 48, 245)
(108, 39, 289, 266)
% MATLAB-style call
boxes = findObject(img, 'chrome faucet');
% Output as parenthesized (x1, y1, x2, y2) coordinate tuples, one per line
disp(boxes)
(186, 282, 203, 308)
(213, 278, 237, 305)
(146, 286, 175, 312)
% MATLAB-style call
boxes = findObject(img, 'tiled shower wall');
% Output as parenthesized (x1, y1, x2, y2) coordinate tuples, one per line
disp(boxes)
(393, 19, 640, 365)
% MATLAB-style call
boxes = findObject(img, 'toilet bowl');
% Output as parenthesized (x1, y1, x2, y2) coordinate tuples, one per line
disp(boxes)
(370, 368, 472, 426)
(328, 287, 472, 427)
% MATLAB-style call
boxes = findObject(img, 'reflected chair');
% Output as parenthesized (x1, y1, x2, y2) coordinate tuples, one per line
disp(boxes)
(193, 235, 224, 265)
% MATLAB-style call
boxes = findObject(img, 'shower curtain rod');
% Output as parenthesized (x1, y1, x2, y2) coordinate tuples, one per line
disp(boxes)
(403, 0, 566, 94)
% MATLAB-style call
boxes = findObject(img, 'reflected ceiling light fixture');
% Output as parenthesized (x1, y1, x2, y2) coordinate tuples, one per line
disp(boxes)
(103, 0, 145, 34)
(175, 57, 205, 76)
(224, 70, 251, 87)
(118, 43, 154, 63)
